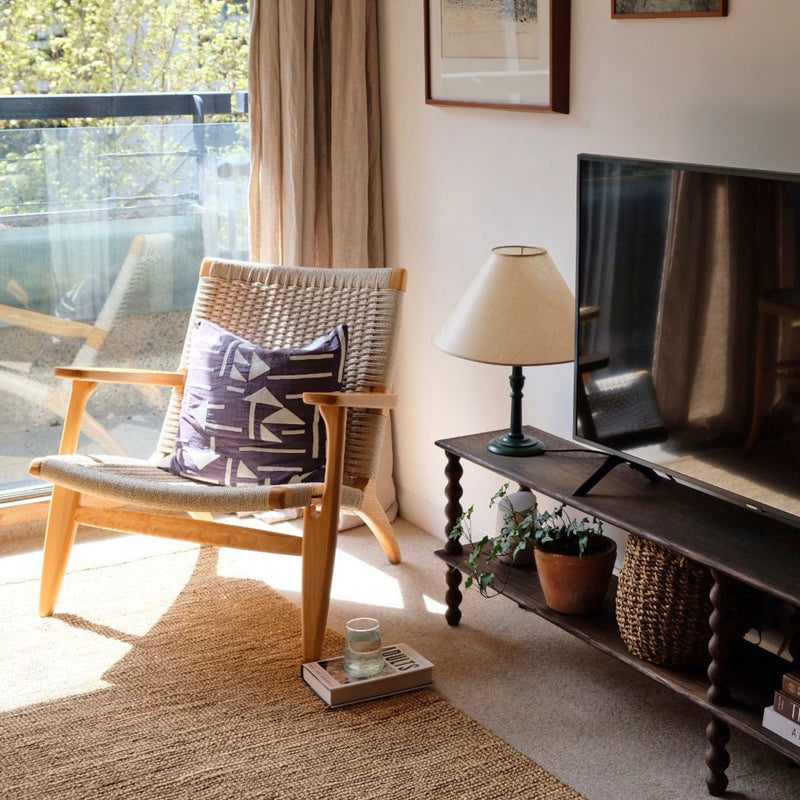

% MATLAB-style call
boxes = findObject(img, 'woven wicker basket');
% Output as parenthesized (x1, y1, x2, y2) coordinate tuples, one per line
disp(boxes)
(616, 533, 713, 668)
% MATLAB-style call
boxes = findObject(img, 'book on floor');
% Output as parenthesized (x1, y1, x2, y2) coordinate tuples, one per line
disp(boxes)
(302, 642, 433, 707)
(763, 705, 800, 747)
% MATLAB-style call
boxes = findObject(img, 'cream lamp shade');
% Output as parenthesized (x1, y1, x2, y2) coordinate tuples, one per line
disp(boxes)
(433, 245, 576, 456)
(433, 245, 575, 365)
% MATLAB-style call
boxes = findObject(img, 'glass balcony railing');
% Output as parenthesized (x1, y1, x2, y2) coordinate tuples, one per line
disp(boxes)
(0, 113, 250, 501)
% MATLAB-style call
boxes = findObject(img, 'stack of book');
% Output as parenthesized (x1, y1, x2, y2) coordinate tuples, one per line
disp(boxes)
(302, 642, 433, 708)
(762, 669, 800, 746)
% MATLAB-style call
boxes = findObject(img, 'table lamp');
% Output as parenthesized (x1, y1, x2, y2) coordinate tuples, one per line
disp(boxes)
(433, 245, 575, 456)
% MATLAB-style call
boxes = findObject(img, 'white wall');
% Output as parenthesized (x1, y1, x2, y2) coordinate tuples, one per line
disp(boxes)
(378, 0, 800, 540)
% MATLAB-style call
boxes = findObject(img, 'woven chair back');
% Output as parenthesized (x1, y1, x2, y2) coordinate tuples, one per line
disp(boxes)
(155, 260, 404, 487)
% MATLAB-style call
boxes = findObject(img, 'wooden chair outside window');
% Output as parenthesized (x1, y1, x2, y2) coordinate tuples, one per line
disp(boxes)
(0, 233, 174, 455)
(30, 259, 406, 662)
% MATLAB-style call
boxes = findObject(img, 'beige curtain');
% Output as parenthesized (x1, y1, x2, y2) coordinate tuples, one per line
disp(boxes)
(653, 171, 796, 440)
(247, 0, 396, 524)
(247, 0, 384, 268)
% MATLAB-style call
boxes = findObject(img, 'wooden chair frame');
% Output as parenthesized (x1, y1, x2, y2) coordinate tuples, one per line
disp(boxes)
(31, 260, 406, 662)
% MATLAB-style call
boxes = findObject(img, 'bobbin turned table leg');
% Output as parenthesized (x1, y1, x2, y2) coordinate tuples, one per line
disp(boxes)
(705, 569, 736, 795)
(705, 717, 730, 796)
(443, 451, 464, 626)
(445, 566, 463, 627)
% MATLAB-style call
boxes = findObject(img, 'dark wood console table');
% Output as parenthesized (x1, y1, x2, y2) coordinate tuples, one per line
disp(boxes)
(435, 427, 800, 796)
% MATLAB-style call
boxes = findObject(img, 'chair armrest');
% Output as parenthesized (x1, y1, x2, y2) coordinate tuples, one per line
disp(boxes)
(0, 303, 94, 338)
(53, 366, 185, 388)
(269, 391, 396, 512)
(302, 390, 398, 410)
(52, 367, 184, 455)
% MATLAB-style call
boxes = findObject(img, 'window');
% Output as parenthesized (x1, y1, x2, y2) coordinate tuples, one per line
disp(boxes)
(0, 3, 250, 503)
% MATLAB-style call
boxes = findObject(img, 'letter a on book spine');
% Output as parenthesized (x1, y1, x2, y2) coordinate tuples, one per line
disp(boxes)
(763, 705, 800, 748)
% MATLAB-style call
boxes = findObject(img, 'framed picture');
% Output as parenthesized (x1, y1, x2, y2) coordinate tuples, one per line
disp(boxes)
(424, 0, 571, 114)
(611, 1, 727, 18)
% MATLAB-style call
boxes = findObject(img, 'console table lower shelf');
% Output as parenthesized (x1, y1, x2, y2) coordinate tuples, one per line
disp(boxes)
(435, 428, 800, 797)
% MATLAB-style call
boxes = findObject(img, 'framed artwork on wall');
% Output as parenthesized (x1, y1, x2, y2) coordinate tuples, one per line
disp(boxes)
(611, 1, 727, 18)
(424, 0, 571, 114)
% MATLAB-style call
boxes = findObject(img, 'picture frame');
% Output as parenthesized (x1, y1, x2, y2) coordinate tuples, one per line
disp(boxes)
(611, 1, 727, 19)
(424, 0, 571, 114)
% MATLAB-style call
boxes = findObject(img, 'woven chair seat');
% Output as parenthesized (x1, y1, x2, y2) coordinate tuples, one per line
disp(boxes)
(33, 453, 364, 514)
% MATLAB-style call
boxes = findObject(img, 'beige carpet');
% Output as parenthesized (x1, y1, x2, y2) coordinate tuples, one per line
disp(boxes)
(3, 520, 799, 799)
(1, 540, 585, 800)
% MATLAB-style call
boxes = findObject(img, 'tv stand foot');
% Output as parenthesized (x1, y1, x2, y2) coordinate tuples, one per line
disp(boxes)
(444, 566, 463, 627)
(705, 716, 731, 796)
(573, 453, 660, 496)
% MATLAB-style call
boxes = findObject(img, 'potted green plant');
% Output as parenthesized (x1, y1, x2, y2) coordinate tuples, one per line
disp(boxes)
(449, 484, 616, 614)
(531, 503, 617, 614)
(447, 485, 533, 595)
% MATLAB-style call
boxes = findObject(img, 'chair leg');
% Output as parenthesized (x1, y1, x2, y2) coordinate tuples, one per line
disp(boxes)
(300, 505, 340, 663)
(39, 486, 81, 617)
(356, 480, 401, 565)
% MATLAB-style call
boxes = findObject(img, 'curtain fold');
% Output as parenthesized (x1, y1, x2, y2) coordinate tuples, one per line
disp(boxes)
(247, 0, 394, 525)
(578, 159, 623, 358)
(248, 0, 384, 268)
(652, 171, 797, 441)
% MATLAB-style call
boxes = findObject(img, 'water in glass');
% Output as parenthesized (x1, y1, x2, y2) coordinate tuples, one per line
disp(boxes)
(344, 617, 383, 677)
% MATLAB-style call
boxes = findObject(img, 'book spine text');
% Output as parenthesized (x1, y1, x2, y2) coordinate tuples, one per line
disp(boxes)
(774, 690, 800, 723)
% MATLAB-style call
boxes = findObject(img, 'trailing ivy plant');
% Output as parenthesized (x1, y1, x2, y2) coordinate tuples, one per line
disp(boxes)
(448, 483, 532, 596)
(532, 504, 606, 557)
(448, 483, 605, 597)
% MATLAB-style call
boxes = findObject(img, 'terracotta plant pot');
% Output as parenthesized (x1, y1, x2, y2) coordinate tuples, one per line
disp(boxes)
(533, 536, 617, 615)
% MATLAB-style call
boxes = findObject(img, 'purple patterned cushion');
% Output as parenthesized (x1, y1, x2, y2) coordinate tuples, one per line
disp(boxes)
(164, 320, 348, 486)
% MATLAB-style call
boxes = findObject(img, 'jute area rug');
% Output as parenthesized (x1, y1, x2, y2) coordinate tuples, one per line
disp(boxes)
(1, 540, 585, 800)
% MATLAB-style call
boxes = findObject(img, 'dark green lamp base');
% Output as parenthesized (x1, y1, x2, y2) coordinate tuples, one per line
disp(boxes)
(487, 431, 545, 457)
(488, 364, 546, 457)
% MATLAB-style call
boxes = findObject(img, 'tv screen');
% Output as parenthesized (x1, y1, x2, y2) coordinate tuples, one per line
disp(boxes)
(575, 153, 800, 528)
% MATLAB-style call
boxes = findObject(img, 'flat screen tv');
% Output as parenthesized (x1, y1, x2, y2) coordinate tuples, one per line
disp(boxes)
(574, 153, 800, 529)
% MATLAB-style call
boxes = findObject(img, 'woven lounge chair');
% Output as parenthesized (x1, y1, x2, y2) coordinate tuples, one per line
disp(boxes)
(0, 233, 174, 455)
(30, 259, 406, 662)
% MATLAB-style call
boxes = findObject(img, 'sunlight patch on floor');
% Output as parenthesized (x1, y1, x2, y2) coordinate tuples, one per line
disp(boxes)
(216, 546, 405, 609)
(1, 535, 201, 712)
(0, 533, 199, 583)
(0, 621, 129, 713)
(423, 594, 448, 615)
(2, 528, 410, 713)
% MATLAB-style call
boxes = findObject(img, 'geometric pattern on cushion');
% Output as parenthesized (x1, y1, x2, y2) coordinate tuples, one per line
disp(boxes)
(163, 320, 348, 486)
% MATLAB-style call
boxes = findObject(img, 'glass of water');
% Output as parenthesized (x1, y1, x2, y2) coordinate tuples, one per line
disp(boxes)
(344, 617, 383, 677)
